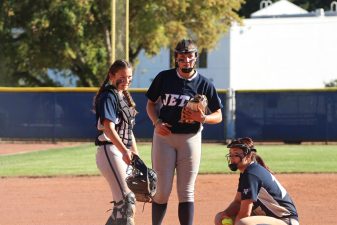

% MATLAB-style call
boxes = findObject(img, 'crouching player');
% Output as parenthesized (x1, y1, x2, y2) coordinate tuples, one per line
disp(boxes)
(214, 137, 299, 225)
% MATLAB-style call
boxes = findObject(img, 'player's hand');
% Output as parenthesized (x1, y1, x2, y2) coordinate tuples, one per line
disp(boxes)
(154, 121, 172, 136)
(182, 106, 205, 123)
(122, 150, 133, 164)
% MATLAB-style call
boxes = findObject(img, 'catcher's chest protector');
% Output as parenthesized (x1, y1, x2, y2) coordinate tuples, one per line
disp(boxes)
(109, 88, 137, 148)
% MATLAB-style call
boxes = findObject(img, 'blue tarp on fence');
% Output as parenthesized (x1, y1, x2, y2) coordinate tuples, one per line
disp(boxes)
(0, 91, 96, 139)
(0, 89, 226, 141)
(235, 90, 337, 142)
(2, 88, 336, 142)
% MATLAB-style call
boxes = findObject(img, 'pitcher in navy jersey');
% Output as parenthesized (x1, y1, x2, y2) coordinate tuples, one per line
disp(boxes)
(146, 39, 223, 225)
(214, 137, 299, 225)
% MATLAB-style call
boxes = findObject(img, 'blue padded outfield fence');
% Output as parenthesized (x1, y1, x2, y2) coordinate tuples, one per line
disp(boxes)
(234, 89, 337, 142)
(0, 87, 336, 142)
(0, 88, 226, 141)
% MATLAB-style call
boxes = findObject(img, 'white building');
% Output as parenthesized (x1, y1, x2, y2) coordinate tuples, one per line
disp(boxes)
(132, 0, 337, 90)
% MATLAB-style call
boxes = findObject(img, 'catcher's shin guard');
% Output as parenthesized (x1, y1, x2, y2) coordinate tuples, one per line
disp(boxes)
(109, 192, 136, 225)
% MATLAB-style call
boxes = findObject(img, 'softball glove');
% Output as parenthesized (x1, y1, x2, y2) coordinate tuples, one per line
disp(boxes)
(125, 155, 157, 203)
(180, 94, 208, 123)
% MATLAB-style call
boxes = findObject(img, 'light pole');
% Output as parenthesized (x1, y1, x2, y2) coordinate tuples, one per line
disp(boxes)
(111, 0, 115, 63)
(111, 0, 129, 63)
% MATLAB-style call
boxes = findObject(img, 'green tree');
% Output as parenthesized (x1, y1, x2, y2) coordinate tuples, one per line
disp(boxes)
(0, 0, 243, 87)
(325, 79, 337, 87)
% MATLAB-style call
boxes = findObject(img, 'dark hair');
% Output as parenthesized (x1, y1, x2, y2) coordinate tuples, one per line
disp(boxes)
(227, 137, 272, 173)
(92, 60, 132, 111)
(174, 39, 198, 57)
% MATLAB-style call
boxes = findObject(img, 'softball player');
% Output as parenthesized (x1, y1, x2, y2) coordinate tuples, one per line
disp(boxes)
(146, 39, 223, 225)
(214, 137, 299, 225)
(93, 60, 138, 225)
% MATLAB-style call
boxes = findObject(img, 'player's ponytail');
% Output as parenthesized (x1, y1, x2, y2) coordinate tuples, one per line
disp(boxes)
(252, 153, 273, 173)
(92, 75, 109, 113)
(123, 90, 136, 108)
(93, 60, 132, 112)
(236, 137, 273, 173)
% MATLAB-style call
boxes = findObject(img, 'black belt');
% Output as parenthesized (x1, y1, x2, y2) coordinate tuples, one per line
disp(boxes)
(95, 140, 113, 146)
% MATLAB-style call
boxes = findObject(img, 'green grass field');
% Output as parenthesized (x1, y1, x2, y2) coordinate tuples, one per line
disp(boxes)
(0, 143, 336, 177)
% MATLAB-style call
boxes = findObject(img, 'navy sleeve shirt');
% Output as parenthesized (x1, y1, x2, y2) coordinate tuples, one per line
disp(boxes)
(238, 162, 298, 220)
(146, 69, 223, 133)
(97, 89, 119, 125)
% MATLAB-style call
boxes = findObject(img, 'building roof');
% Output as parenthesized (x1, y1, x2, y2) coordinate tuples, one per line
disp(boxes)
(251, 0, 308, 18)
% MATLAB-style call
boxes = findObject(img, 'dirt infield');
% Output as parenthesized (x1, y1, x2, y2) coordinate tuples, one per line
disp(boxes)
(0, 143, 336, 225)
(1, 174, 336, 225)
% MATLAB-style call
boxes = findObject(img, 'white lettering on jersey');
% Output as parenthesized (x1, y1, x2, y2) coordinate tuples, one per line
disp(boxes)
(168, 94, 180, 106)
(162, 94, 192, 107)
(179, 95, 191, 107)
(162, 94, 170, 105)
(243, 188, 249, 195)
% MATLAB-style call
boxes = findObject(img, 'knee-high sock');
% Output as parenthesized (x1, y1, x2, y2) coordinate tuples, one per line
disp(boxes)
(178, 202, 194, 225)
(152, 202, 168, 225)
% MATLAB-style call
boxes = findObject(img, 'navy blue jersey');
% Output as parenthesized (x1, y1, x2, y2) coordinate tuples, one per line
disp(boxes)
(238, 162, 298, 220)
(146, 69, 223, 133)
(95, 85, 135, 148)
(96, 87, 119, 125)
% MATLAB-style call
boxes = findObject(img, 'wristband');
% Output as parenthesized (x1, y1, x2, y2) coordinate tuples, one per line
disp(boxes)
(154, 118, 162, 127)
(201, 115, 207, 124)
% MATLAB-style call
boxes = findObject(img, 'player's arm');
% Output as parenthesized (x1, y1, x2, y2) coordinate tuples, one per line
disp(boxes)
(214, 192, 241, 225)
(217, 192, 241, 219)
(146, 99, 171, 135)
(224, 191, 242, 217)
(235, 199, 254, 223)
(146, 99, 160, 126)
(130, 131, 138, 155)
(102, 119, 132, 164)
(203, 108, 222, 124)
